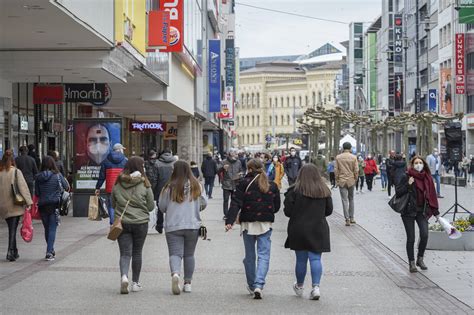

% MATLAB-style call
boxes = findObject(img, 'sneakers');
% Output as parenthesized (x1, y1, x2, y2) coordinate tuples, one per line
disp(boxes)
(310, 286, 321, 300)
(350, 218, 356, 224)
(253, 287, 263, 299)
(183, 283, 192, 293)
(345, 219, 351, 226)
(131, 282, 143, 292)
(246, 285, 254, 296)
(45, 253, 55, 261)
(171, 274, 181, 295)
(121, 275, 129, 294)
(293, 283, 304, 297)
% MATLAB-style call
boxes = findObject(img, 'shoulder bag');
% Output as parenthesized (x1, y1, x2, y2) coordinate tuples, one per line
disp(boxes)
(107, 188, 136, 241)
(12, 169, 26, 206)
(388, 193, 409, 214)
(235, 174, 260, 225)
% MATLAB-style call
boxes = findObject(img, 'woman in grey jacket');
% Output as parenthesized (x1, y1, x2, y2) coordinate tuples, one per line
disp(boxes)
(159, 161, 207, 295)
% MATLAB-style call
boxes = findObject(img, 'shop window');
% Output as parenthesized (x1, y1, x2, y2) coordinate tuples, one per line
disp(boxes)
(468, 95, 474, 113)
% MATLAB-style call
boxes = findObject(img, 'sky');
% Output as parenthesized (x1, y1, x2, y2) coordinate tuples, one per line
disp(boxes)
(235, 0, 382, 58)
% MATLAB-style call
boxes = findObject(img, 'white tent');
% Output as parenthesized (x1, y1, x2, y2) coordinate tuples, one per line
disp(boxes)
(339, 134, 357, 149)
(277, 143, 302, 150)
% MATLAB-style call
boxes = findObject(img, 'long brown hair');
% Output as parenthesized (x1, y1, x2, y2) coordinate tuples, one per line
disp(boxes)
(119, 156, 151, 188)
(294, 164, 331, 198)
(0, 149, 15, 171)
(247, 159, 270, 193)
(162, 160, 201, 203)
(41, 156, 59, 173)
(409, 155, 431, 175)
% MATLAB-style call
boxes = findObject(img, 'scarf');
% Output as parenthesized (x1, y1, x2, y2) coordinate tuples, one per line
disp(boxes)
(407, 168, 439, 217)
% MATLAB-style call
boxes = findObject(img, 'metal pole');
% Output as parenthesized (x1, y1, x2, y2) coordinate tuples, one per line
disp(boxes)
(415, 0, 420, 91)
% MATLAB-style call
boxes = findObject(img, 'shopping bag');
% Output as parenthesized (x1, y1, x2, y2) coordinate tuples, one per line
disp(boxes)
(148, 202, 158, 232)
(88, 196, 101, 221)
(31, 195, 41, 220)
(98, 196, 110, 219)
(21, 209, 33, 242)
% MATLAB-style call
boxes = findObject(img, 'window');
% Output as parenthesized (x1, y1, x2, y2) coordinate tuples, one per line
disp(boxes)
(257, 93, 260, 107)
(251, 93, 254, 107)
(269, 98, 272, 108)
(318, 91, 322, 104)
(247, 116, 250, 126)
(269, 116, 272, 125)
(247, 134, 250, 144)
(252, 134, 255, 144)
(246, 94, 250, 107)
(468, 95, 474, 113)
(287, 115, 290, 124)
(287, 97, 290, 108)
(275, 97, 278, 107)
(252, 116, 255, 126)
(281, 115, 284, 125)
(468, 52, 474, 70)
(275, 116, 278, 125)
(281, 97, 284, 108)
(312, 91, 316, 106)
(257, 134, 260, 143)
(293, 96, 296, 108)
(299, 96, 302, 106)
(237, 116, 240, 126)
(184, 0, 203, 65)
(257, 116, 260, 125)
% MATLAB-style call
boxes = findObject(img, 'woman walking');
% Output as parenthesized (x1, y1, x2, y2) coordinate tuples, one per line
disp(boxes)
(0, 150, 33, 261)
(35, 156, 69, 261)
(159, 161, 207, 295)
(284, 164, 332, 300)
(112, 156, 155, 294)
(356, 156, 365, 194)
(395, 156, 439, 272)
(225, 159, 280, 299)
(364, 154, 378, 191)
(380, 158, 388, 191)
(272, 155, 285, 190)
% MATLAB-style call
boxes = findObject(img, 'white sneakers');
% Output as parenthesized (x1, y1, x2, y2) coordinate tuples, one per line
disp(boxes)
(246, 285, 254, 296)
(131, 282, 143, 292)
(253, 287, 263, 299)
(183, 283, 192, 293)
(120, 275, 129, 294)
(293, 283, 304, 297)
(171, 274, 181, 295)
(310, 286, 321, 300)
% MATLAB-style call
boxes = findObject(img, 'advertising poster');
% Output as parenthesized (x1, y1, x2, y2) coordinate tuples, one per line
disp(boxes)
(159, 0, 183, 53)
(209, 39, 221, 112)
(440, 68, 453, 115)
(428, 89, 437, 112)
(202, 132, 215, 155)
(73, 119, 122, 190)
(164, 122, 178, 140)
(455, 33, 466, 94)
(394, 73, 403, 112)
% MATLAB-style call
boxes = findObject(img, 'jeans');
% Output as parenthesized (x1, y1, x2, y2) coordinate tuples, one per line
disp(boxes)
(402, 213, 429, 261)
(204, 176, 215, 197)
(117, 223, 148, 282)
(356, 176, 364, 191)
(329, 172, 336, 187)
(165, 229, 199, 281)
(381, 172, 388, 189)
(223, 189, 234, 216)
(5, 216, 21, 252)
(295, 251, 323, 287)
(242, 229, 272, 290)
(432, 172, 441, 196)
(339, 186, 355, 220)
(107, 194, 115, 225)
(40, 211, 59, 254)
(365, 173, 375, 191)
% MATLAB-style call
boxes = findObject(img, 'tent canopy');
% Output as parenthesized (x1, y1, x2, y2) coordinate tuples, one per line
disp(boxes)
(339, 134, 357, 149)
(277, 143, 302, 150)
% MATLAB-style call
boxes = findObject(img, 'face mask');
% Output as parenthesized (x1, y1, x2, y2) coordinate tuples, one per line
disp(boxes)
(414, 164, 424, 172)
(290, 151, 296, 156)
(433, 152, 439, 157)
(87, 125, 110, 164)
(273, 157, 278, 162)
(367, 156, 372, 159)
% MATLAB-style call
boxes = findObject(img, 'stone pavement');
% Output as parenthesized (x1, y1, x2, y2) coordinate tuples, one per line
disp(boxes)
(0, 184, 472, 314)
(331, 177, 474, 309)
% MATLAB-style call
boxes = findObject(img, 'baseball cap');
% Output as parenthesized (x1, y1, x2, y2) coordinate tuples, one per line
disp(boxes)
(113, 143, 126, 151)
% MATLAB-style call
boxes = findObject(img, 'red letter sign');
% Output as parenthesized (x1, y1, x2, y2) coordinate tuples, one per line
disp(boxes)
(159, 0, 183, 53)
(456, 33, 465, 94)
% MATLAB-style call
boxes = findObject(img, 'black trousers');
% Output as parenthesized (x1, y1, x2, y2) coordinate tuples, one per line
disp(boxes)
(365, 174, 375, 191)
(223, 189, 234, 216)
(356, 176, 364, 190)
(329, 172, 336, 187)
(402, 213, 429, 261)
(288, 177, 296, 186)
(387, 177, 393, 196)
(117, 223, 148, 282)
(6, 216, 21, 252)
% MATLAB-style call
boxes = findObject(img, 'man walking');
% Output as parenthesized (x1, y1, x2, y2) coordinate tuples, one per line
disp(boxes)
(155, 148, 177, 233)
(220, 149, 243, 220)
(15, 146, 38, 195)
(95, 143, 128, 225)
(426, 148, 444, 198)
(386, 150, 396, 198)
(335, 142, 359, 226)
(201, 152, 218, 198)
(284, 147, 302, 186)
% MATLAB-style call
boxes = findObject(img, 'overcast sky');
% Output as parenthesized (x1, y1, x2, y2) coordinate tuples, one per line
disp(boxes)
(235, 0, 382, 58)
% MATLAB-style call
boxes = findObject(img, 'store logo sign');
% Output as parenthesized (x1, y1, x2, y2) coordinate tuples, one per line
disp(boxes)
(455, 33, 465, 94)
(159, 0, 183, 53)
(209, 39, 221, 113)
(33, 85, 64, 104)
(393, 14, 403, 63)
(129, 122, 166, 132)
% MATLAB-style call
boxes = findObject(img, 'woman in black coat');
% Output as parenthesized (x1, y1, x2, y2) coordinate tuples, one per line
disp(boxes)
(284, 164, 332, 300)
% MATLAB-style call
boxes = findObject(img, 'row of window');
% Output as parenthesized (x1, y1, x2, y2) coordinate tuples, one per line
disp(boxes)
(239, 93, 260, 108)
(236, 114, 293, 127)
(439, 23, 452, 49)
(238, 134, 261, 145)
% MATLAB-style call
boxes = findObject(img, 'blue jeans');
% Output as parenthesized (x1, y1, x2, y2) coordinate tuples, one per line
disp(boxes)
(40, 211, 59, 254)
(204, 176, 215, 198)
(107, 194, 115, 225)
(381, 172, 388, 188)
(242, 229, 272, 290)
(432, 172, 441, 196)
(295, 251, 322, 287)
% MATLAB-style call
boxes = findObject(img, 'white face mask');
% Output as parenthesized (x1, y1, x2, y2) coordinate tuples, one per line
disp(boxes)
(87, 125, 110, 164)
(414, 164, 424, 172)
(290, 151, 296, 156)
(273, 157, 278, 162)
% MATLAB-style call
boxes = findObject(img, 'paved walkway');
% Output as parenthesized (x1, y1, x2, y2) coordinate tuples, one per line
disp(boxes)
(0, 182, 472, 314)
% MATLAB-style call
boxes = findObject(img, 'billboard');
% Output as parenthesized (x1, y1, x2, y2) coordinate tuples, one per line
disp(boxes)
(394, 73, 403, 112)
(219, 86, 234, 119)
(209, 39, 221, 112)
(440, 68, 453, 115)
(164, 122, 178, 140)
(455, 33, 466, 94)
(202, 131, 215, 155)
(159, 0, 183, 53)
(429, 89, 437, 112)
(73, 119, 122, 190)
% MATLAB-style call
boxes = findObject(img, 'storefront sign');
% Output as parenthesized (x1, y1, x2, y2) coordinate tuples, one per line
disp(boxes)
(440, 68, 453, 115)
(73, 119, 122, 190)
(20, 117, 28, 131)
(33, 85, 63, 104)
(159, 0, 183, 53)
(209, 39, 221, 112)
(164, 122, 178, 140)
(428, 89, 437, 112)
(455, 33, 466, 94)
(129, 121, 166, 132)
(219, 86, 234, 119)
(225, 38, 235, 88)
(148, 10, 170, 50)
(393, 14, 403, 63)
(65, 84, 107, 104)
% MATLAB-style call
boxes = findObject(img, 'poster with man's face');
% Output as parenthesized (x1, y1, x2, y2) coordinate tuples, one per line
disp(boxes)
(202, 132, 214, 155)
(73, 119, 122, 190)
(440, 68, 453, 115)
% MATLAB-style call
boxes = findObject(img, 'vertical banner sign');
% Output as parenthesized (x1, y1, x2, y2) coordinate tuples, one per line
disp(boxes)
(209, 39, 221, 113)
(393, 15, 403, 63)
(159, 0, 183, 53)
(225, 39, 235, 89)
(415, 88, 421, 113)
(219, 87, 234, 119)
(148, 10, 170, 50)
(428, 89, 437, 112)
(440, 68, 453, 115)
(455, 33, 466, 94)
(394, 73, 403, 112)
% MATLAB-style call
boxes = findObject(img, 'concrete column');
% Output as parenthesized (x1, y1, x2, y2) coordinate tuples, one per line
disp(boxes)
(177, 116, 193, 162)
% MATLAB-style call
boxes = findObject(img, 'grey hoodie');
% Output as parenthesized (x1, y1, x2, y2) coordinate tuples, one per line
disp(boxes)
(158, 182, 206, 233)
(156, 152, 177, 199)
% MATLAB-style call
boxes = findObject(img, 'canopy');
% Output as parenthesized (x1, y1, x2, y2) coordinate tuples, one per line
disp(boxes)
(339, 134, 357, 149)
(277, 143, 302, 150)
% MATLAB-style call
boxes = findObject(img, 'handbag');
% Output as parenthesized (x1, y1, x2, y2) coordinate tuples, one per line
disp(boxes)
(57, 175, 71, 216)
(12, 169, 26, 206)
(107, 199, 131, 241)
(98, 196, 110, 219)
(388, 193, 409, 214)
(199, 186, 207, 211)
(21, 209, 33, 242)
(235, 174, 260, 225)
(88, 196, 101, 221)
(199, 225, 208, 240)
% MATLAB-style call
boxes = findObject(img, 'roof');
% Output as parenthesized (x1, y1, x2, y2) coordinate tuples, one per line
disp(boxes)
(307, 59, 346, 70)
(367, 16, 382, 33)
(298, 52, 345, 66)
(240, 55, 301, 70)
(240, 61, 304, 75)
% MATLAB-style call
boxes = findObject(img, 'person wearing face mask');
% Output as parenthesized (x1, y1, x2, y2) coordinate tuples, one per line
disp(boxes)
(272, 155, 285, 189)
(395, 156, 439, 273)
(355, 156, 366, 194)
(284, 147, 302, 186)
(219, 149, 244, 220)
(87, 124, 111, 165)
(95, 143, 128, 225)
(379, 158, 388, 191)
(363, 154, 378, 192)
(426, 148, 443, 198)
(263, 153, 275, 182)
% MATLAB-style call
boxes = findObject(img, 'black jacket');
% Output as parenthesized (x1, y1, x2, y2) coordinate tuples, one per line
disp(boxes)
(191, 166, 200, 179)
(395, 173, 421, 217)
(145, 159, 160, 198)
(391, 160, 407, 186)
(469, 160, 474, 174)
(284, 156, 302, 180)
(284, 186, 333, 252)
(201, 156, 218, 177)
(225, 172, 280, 225)
(15, 155, 38, 185)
